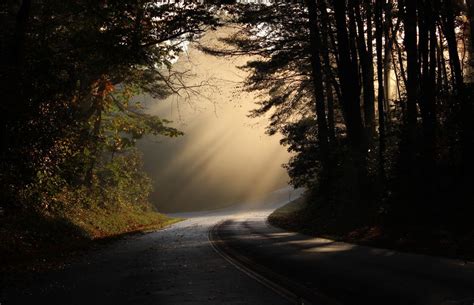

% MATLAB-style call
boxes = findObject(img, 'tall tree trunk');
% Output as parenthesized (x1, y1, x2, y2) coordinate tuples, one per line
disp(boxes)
(375, 0, 386, 177)
(383, 0, 397, 112)
(320, 0, 343, 103)
(419, 0, 431, 126)
(391, 46, 403, 100)
(326, 82, 336, 142)
(348, 4, 361, 96)
(320, 0, 338, 142)
(428, 3, 438, 140)
(383, 40, 392, 109)
(355, 0, 376, 136)
(334, 0, 367, 202)
(418, 0, 438, 200)
(334, 0, 365, 148)
(394, 37, 408, 88)
(442, 0, 464, 92)
(1, 0, 32, 174)
(404, 0, 419, 147)
(305, 0, 330, 184)
(397, 0, 420, 217)
(442, 0, 472, 180)
(437, 26, 450, 91)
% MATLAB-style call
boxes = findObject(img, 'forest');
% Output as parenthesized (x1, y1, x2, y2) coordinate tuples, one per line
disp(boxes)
(1, 0, 474, 263)
(0, 0, 217, 262)
(212, 0, 474, 257)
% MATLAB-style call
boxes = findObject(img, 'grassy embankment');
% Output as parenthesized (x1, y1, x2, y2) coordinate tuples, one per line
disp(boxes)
(269, 196, 474, 261)
(0, 205, 182, 271)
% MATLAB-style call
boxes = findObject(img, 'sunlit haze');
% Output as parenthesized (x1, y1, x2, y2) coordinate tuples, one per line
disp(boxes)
(138, 28, 291, 212)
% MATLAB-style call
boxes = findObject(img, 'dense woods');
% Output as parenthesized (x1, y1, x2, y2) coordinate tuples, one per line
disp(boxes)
(212, 0, 474, 246)
(0, 0, 215, 253)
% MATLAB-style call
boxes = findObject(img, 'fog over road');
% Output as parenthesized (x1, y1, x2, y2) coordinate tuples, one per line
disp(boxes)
(1, 188, 301, 305)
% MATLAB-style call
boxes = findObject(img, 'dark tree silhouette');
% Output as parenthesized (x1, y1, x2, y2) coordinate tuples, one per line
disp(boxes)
(207, 0, 474, 235)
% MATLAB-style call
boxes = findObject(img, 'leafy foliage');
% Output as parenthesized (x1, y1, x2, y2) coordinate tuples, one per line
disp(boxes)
(0, 0, 216, 216)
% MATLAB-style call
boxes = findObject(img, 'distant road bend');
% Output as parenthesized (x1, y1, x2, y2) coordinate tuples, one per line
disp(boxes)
(2, 187, 474, 305)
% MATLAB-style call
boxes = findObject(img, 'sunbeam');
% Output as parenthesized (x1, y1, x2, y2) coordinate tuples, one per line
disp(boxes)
(138, 28, 291, 212)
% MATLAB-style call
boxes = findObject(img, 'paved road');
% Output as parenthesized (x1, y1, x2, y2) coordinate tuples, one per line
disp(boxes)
(0, 188, 301, 305)
(3, 186, 473, 305)
(214, 215, 474, 305)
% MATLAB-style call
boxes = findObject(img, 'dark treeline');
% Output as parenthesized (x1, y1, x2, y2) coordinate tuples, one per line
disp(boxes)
(0, 1, 215, 221)
(212, 0, 474, 237)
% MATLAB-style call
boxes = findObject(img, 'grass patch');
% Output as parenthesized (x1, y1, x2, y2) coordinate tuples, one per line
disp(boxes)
(69, 205, 182, 239)
(268, 196, 308, 230)
(268, 195, 348, 238)
(0, 205, 182, 271)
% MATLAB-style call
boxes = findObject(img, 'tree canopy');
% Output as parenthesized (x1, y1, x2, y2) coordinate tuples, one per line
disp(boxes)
(0, 0, 216, 212)
(207, 0, 474, 229)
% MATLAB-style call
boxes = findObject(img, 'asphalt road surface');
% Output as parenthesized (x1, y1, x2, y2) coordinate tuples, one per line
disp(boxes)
(213, 214, 474, 305)
(2, 187, 474, 305)
(1, 188, 301, 305)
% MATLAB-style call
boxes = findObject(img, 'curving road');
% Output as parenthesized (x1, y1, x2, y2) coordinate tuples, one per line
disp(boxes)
(3, 186, 474, 305)
(1, 188, 301, 305)
(212, 211, 474, 305)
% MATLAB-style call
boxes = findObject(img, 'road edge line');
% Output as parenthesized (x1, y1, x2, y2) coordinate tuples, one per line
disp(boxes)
(208, 220, 318, 305)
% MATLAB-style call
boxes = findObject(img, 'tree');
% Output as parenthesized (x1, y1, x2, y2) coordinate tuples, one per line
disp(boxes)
(207, 0, 473, 228)
(355, 0, 376, 136)
(375, 0, 386, 177)
(0, 0, 216, 211)
(305, 0, 330, 185)
(334, 1, 365, 149)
